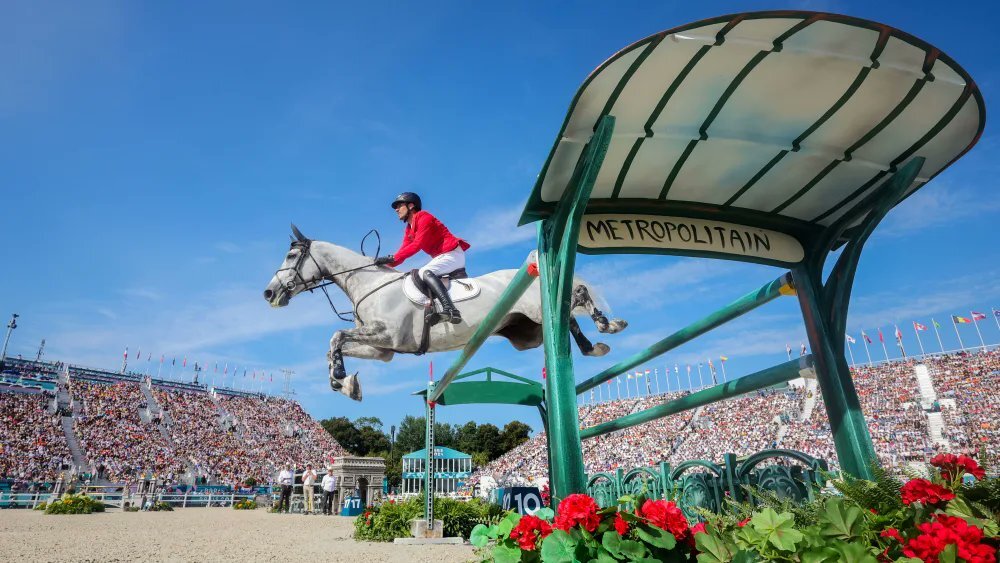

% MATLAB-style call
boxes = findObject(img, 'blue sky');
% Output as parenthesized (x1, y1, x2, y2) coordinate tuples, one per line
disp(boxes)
(2, 0, 997, 436)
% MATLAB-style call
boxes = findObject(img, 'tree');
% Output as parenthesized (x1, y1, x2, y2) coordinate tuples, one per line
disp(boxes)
(475, 423, 503, 461)
(434, 422, 456, 449)
(455, 421, 480, 454)
(320, 417, 363, 455)
(355, 416, 384, 432)
(394, 415, 426, 455)
(499, 421, 531, 453)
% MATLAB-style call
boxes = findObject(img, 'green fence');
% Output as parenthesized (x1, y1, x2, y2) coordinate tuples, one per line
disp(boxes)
(586, 449, 829, 519)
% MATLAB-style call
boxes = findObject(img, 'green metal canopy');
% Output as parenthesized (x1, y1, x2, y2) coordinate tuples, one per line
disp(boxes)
(519, 11, 984, 265)
(403, 446, 471, 460)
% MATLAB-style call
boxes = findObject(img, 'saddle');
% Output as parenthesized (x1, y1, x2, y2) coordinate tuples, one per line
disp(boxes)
(404, 268, 479, 356)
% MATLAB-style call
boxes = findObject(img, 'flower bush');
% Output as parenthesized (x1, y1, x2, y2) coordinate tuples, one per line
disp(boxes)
(352, 496, 505, 542)
(233, 499, 257, 510)
(471, 453, 999, 562)
(44, 493, 106, 515)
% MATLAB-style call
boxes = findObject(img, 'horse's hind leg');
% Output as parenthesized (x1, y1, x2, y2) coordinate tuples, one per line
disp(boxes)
(328, 323, 393, 402)
(573, 284, 628, 334)
(570, 317, 609, 357)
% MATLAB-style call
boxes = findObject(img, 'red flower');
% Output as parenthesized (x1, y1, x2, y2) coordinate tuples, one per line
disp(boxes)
(931, 453, 987, 480)
(637, 499, 689, 540)
(509, 515, 553, 551)
(691, 522, 707, 536)
(902, 514, 995, 563)
(900, 478, 955, 506)
(554, 494, 600, 532)
(614, 513, 629, 536)
(737, 517, 751, 528)
(881, 528, 903, 542)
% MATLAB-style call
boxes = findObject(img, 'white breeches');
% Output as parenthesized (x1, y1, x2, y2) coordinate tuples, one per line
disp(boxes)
(419, 247, 466, 277)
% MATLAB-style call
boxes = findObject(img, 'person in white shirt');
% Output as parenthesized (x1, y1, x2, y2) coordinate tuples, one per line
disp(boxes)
(321, 468, 337, 515)
(301, 464, 317, 515)
(277, 464, 294, 513)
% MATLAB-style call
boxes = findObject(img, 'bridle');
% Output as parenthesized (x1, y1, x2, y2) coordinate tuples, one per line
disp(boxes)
(273, 229, 403, 324)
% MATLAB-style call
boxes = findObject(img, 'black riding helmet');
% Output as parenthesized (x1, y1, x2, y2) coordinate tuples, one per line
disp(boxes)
(391, 192, 422, 211)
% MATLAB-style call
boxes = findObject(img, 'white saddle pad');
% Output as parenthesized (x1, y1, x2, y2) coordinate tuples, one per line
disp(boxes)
(403, 275, 481, 306)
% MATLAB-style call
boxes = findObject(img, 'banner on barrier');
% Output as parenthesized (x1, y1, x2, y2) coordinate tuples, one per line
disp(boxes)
(578, 214, 804, 264)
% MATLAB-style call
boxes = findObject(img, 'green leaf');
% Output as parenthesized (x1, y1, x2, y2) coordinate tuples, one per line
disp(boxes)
(635, 525, 676, 550)
(498, 513, 520, 538)
(601, 531, 621, 558)
(730, 551, 761, 563)
(938, 543, 958, 563)
(533, 507, 555, 521)
(694, 531, 735, 563)
(493, 543, 523, 563)
(541, 529, 577, 563)
(594, 548, 618, 563)
(944, 497, 998, 535)
(829, 541, 877, 563)
(820, 499, 866, 540)
(750, 508, 804, 552)
(617, 539, 647, 560)
(470, 524, 491, 548)
(800, 547, 840, 563)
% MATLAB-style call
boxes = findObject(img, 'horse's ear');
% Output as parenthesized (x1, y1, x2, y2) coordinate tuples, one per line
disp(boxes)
(290, 223, 307, 242)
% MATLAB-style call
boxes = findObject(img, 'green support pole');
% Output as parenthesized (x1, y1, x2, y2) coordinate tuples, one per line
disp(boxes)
(577, 272, 794, 395)
(580, 356, 812, 439)
(539, 115, 615, 502)
(429, 259, 537, 404)
(424, 382, 435, 526)
(794, 157, 925, 479)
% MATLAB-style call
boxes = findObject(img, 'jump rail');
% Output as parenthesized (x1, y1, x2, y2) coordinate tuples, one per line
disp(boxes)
(580, 355, 815, 440)
(427, 252, 538, 404)
(576, 272, 794, 395)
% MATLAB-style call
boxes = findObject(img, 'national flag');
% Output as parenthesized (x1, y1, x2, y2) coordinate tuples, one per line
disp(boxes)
(172, 357, 176, 366)
(708, 359, 714, 369)
(183, 357, 187, 367)
(894, 326, 903, 341)
(123, 346, 128, 360)
(785, 343, 791, 355)
(243, 369, 247, 377)
(135, 348, 140, 360)
(993, 308, 1000, 318)
(644, 369, 650, 375)
(270, 373, 273, 382)
(626, 373, 632, 379)
(147, 353, 151, 361)
(160, 355, 164, 364)
(800, 343, 807, 356)
(862, 331, 872, 344)
(719, 355, 728, 362)
(686, 365, 691, 375)
(541, 367, 546, 380)
(224, 363, 228, 374)
(214, 362, 218, 373)
(913, 322, 927, 332)
(971, 312, 986, 321)
(674, 364, 679, 374)
(932, 319, 942, 328)
(952, 315, 971, 324)
(846, 335, 856, 344)
(878, 329, 884, 343)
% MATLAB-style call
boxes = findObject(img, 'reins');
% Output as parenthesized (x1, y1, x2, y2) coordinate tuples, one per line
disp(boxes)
(277, 229, 404, 324)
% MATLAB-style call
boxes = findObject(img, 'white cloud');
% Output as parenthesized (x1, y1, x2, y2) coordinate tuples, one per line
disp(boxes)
(881, 184, 1000, 237)
(459, 203, 535, 252)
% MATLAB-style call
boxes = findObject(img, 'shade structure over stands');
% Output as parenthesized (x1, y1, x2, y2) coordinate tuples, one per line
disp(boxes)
(401, 447, 472, 495)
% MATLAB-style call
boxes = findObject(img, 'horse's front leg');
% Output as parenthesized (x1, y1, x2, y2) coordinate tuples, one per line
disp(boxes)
(327, 322, 392, 401)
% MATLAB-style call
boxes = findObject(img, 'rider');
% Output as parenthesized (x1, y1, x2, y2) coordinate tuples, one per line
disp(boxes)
(373, 192, 470, 324)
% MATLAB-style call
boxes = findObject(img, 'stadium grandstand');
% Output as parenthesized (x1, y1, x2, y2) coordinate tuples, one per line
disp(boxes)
(0, 358, 345, 495)
(468, 349, 999, 489)
(2, 350, 997, 496)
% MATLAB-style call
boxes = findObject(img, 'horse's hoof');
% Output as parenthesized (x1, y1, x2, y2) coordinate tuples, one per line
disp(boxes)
(341, 373, 362, 402)
(608, 319, 628, 334)
(585, 343, 610, 357)
(329, 372, 343, 391)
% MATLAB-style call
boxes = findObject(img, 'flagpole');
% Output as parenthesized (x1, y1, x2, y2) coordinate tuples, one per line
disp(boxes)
(971, 312, 986, 351)
(720, 361, 727, 382)
(952, 318, 966, 351)
(913, 324, 926, 357)
(932, 320, 945, 353)
(861, 333, 873, 366)
(654, 369, 660, 395)
(846, 340, 856, 367)
(993, 309, 1000, 332)
(880, 332, 890, 362)
(616, 377, 621, 400)
(689, 366, 695, 391)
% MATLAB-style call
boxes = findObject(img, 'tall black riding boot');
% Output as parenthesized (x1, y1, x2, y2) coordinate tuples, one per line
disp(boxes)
(422, 271, 462, 324)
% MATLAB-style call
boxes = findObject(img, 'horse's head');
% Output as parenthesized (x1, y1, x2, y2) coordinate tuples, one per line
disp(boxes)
(263, 224, 324, 307)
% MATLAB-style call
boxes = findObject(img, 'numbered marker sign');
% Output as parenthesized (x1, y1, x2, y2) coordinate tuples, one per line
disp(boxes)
(500, 487, 542, 515)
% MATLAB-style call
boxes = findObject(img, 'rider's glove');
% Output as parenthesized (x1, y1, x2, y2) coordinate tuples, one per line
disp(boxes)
(373, 255, 394, 266)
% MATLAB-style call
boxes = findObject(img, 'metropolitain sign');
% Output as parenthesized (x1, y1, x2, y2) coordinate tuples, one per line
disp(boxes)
(578, 214, 804, 264)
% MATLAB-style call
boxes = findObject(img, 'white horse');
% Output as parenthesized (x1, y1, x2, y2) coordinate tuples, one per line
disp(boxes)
(263, 225, 627, 401)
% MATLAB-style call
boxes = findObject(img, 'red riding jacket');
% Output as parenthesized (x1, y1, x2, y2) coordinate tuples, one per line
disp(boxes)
(390, 210, 470, 268)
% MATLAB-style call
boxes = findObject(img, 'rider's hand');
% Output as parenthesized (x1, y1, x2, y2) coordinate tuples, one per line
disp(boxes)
(373, 255, 394, 266)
